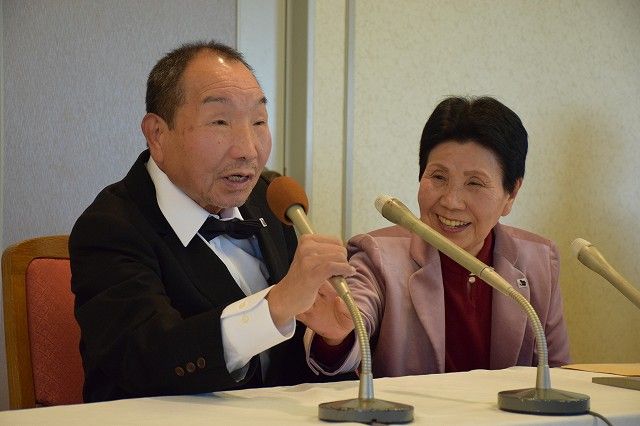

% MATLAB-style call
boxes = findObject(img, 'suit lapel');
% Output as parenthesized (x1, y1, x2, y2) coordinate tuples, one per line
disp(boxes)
(489, 224, 529, 369)
(179, 236, 247, 305)
(407, 235, 446, 372)
(241, 190, 289, 284)
(240, 186, 293, 384)
(123, 150, 245, 306)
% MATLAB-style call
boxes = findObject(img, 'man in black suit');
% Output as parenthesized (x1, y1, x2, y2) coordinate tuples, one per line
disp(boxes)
(70, 41, 354, 402)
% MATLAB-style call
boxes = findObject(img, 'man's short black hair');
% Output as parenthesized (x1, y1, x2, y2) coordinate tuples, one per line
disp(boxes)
(146, 41, 254, 128)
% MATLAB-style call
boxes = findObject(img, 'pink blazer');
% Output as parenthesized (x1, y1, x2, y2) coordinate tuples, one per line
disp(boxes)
(307, 223, 570, 377)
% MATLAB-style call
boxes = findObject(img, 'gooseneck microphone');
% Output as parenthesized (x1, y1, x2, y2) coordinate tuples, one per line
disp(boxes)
(266, 177, 413, 424)
(375, 195, 590, 415)
(571, 238, 640, 310)
(571, 238, 640, 391)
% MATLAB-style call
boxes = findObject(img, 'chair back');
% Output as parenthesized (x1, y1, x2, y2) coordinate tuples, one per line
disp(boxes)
(2, 235, 84, 409)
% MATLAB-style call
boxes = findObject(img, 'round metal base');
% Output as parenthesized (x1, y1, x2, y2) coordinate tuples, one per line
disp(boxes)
(319, 398, 414, 424)
(498, 388, 590, 415)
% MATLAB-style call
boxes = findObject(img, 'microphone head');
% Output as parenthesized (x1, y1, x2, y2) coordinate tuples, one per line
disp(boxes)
(374, 194, 393, 214)
(266, 176, 309, 225)
(571, 238, 592, 257)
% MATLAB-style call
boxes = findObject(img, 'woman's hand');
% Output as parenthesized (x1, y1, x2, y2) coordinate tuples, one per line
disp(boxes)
(266, 234, 355, 329)
(298, 282, 355, 345)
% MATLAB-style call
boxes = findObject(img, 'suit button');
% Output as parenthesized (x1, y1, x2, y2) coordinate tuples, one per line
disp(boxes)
(197, 357, 206, 369)
(186, 362, 196, 373)
(175, 367, 185, 376)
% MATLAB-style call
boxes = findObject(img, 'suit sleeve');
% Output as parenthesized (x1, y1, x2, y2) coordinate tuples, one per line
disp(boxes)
(70, 209, 258, 401)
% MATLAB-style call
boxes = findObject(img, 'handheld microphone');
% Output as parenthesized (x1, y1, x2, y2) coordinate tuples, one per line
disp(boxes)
(266, 177, 413, 424)
(571, 238, 640, 310)
(375, 195, 590, 415)
(266, 176, 349, 298)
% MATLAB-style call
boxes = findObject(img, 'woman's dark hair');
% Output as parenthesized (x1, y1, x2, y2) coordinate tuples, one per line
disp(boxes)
(418, 96, 528, 194)
(145, 40, 253, 128)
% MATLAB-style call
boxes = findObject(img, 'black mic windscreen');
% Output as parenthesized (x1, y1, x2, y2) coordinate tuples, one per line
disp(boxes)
(266, 176, 309, 225)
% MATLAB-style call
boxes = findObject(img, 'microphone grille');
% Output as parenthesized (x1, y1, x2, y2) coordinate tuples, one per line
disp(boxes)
(375, 195, 393, 214)
(571, 238, 592, 257)
(266, 176, 309, 225)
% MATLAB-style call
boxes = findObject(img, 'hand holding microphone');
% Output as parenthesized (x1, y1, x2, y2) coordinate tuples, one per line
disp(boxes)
(266, 234, 354, 328)
(267, 177, 414, 423)
(264, 175, 355, 329)
(264, 177, 354, 328)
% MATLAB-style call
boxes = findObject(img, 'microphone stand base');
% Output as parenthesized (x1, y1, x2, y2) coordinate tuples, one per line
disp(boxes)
(498, 388, 590, 415)
(319, 398, 414, 423)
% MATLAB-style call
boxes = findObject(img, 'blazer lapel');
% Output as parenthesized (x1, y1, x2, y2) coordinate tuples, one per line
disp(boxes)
(489, 224, 530, 369)
(241, 200, 289, 284)
(177, 236, 246, 305)
(123, 150, 245, 306)
(407, 235, 446, 372)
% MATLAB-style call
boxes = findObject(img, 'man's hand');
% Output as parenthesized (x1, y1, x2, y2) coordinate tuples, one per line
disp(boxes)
(266, 234, 354, 329)
(298, 282, 354, 345)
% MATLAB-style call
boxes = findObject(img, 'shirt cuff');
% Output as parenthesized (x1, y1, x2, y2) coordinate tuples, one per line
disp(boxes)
(221, 287, 295, 375)
(304, 328, 361, 376)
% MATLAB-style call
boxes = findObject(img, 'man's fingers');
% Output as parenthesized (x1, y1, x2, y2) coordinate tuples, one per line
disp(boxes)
(298, 233, 345, 247)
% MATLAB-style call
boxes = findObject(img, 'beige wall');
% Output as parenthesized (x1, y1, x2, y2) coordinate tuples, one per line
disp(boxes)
(310, 0, 347, 234)
(310, 0, 640, 363)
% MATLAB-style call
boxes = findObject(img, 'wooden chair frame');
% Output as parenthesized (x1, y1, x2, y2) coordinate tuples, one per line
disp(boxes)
(2, 235, 70, 409)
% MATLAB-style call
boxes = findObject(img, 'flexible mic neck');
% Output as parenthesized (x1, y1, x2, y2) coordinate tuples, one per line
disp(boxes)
(376, 195, 550, 387)
(375, 195, 592, 415)
(267, 180, 415, 423)
(266, 177, 374, 400)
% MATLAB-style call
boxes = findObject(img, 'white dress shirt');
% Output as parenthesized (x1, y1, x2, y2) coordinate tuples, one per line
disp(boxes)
(146, 158, 295, 380)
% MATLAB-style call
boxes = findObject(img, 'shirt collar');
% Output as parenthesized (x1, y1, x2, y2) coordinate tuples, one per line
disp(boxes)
(146, 157, 242, 247)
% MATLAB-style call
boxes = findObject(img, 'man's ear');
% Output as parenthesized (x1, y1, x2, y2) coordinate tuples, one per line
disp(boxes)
(141, 113, 168, 165)
(501, 178, 522, 217)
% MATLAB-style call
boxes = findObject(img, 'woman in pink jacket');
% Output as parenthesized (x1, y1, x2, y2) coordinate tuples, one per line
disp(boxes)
(302, 96, 570, 378)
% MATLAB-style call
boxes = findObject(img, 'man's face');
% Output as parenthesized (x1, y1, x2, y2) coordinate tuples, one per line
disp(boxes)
(149, 51, 271, 213)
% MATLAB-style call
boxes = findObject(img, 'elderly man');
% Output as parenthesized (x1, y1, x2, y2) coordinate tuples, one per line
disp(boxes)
(70, 41, 354, 402)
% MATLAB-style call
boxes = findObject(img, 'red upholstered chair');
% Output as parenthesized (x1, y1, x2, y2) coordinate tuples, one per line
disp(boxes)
(2, 235, 84, 409)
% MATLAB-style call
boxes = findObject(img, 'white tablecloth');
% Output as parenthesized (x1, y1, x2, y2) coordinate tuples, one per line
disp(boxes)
(1, 367, 638, 425)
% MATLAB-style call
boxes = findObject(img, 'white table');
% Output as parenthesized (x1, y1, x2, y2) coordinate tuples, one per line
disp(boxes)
(1, 367, 638, 425)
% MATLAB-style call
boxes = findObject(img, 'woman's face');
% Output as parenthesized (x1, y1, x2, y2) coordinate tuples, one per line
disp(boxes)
(418, 140, 521, 256)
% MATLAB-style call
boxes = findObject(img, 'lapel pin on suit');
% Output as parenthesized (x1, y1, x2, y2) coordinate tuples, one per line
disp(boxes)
(517, 278, 528, 288)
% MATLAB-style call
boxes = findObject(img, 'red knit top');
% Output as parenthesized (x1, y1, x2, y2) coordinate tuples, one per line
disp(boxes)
(440, 231, 494, 372)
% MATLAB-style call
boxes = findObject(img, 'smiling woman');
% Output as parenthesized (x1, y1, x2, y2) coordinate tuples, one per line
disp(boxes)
(301, 96, 571, 379)
(419, 142, 520, 257)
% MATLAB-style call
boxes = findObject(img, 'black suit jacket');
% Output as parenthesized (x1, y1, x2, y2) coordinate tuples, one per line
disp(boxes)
(70, 151, 320, 402)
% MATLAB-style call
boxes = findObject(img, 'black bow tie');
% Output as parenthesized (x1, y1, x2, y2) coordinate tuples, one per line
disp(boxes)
(199, 216, 267, 240)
